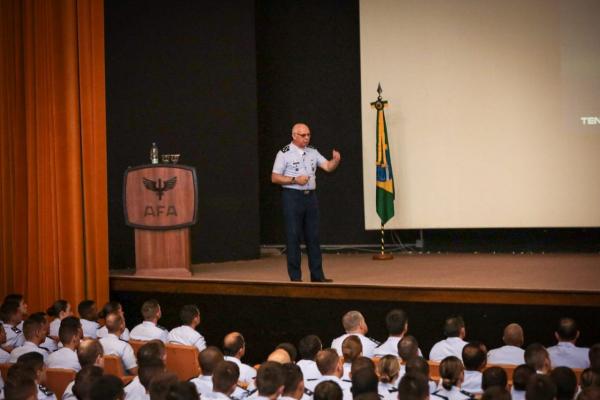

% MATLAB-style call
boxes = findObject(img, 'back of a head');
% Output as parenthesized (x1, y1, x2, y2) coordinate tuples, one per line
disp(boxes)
(503, 323, 525, 347)
(314, 380, 343, 400)
(16, 351, 44, 372)
(482, 367, 508, 391)
(137, 340, 166, 367)
(213, 360, 240, 394)
(398, 335, 420, 362)
(351, 367, 379, 396)
(463, 342, 487, 371)
(78, 339, 104, 367)
(556, 318, 578, 342)
(5, 364, 38, 400)
(440, 356, 464, 390)
(90, 375, 125, 400)
(482, 386, 512, 400)
(3, 293, 24, 306)
(0, 301, 20, 323)
(268, 348, 292, 364)
(276, 342, 298, 362)
(148, 371, 179, 400)
(140, 362, 166, 390)
(577, 387, 600, 400)
(179, 304, 200, 325)
(98, 301, 122, 319)
(580, 368, 600, 390)
(443, 316, 465, 338)
(406, 356, 430, 379)
(589, 344, 600, 370)
(550, 367, 577, 400)
(342, 311, 364, 332)
(73, 365, 104, 400)
(299, 335, 322, 361)
(46, 299, 69, 318)
(316, 349, 340, 375)
(141, 299, 161, 320)
(22, 318, 42, 341)
(282, 363, 304, 397)
(525, 343, 550, 371)
(199, 346, 224, 375)
(105, 312, 124, 334)
(342, 335, 362, 363)
(378, 355, 400, 384)
(351, 356, 376, 376)
(223, 332, 245, 357)
(59, 319, 80, 345)
(526, 374, 557, 400)
(385, 309, 408, 335)
(513, 364, 536, 391)
(165, 382, 200, 400)
(398, 373, 430, 400)
(78, 300, 97, 321)
(257, 361, 285, 397)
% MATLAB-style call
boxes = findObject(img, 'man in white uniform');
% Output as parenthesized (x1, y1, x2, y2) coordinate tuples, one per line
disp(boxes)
(129, 299, 168, 343)
(8, 318, 49, 363)
(167, 304, 206, 351)
(547, 318, 590, 369)
(204, 361, 240, 400)
(331, 311, 379, 358)
(99, 312, 138, 375)
(223, 332, 256, 386)
(305, 349, 352, 400)
(429, 316, 468, 362)
(46, 321, 81, 370)
(487, 323, 525, 365)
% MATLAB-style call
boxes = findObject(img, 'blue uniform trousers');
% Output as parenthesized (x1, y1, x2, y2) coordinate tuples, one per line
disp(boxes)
(282, 188, 324, 281)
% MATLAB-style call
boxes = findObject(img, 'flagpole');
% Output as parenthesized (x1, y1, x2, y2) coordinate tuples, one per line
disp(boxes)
(373, 223, 393, 260)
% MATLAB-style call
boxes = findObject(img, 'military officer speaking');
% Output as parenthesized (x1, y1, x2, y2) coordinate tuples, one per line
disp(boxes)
(271, 123, 341, 282)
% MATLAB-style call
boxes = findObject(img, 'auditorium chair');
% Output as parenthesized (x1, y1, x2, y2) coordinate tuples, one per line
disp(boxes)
(428, 360, 441, 381)
(371, 357, 381, 367)
(128, 339, 147, 355)
(486, 364, 517, 386)
(0, 363, 9, 380)
(102, 354, 134, 385)
(44, 368, 76, 398)
(165, 343, 201, 381)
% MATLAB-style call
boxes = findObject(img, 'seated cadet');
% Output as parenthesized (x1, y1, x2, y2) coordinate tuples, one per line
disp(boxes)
(431, 356, 473, 400)
(255, 361, 286, 400)
(510, 364, 536, 400)
(398, 335, 421, 382)
(313, 381, 343, 400)
(297, 334, 323, 384)
(377, 355, 401, 400)
(398, 373, 430, 400)
(190, 346, 225, 396)
(16, 352, 56, 399)
(549, 367, 578, 400)
(374, 309, 409, 357)
(46, 299, 73, 342)
(406, 356, 439, 394)
(4, 363, 40, 400)
(276, 342, 298, 363)
(481, 386, 511, 400)
(351, 356, 376, 378)
(97, 301, 130, 341)
(341, 335, 362, 381)
(351, 367, 379, 398)
(547, 318, 590, 369)
(9, 318, 49, 363)
(331, 311, 379, 358)
(481, 367, 508, 391)
(98, 312, 138, 375)
(429, 316, 469, 362)
(0, 325, 10, 363)
(90, 375, 125, 400)
(580, 368, 600, 390)
(2, 294, 28, 330)
(147, 372, 179, 399)
(525, 343, 552, 374)
(27, 312, 57, 353)
(487, 323, 526, 365)
(205, 360, 240, 400)
(167, 304, 206, 351)
(46, 319, 81, 371)
(461, 342, 487, 395)
(525, 374, 557, 400)
(62, 338, 105, 400)
(124, 340, 166, 399)
(268, 348, 292, 364)
(129, 299, 169, 343)
(72, 365, 104, 400)
(577, 387, 600, 400)
(0, 301, 25, 351)
(305, 349, 351, 400)
(281, 363, 306, 400)
(78, 300, 100, 339)
(223, 332, 257, 386)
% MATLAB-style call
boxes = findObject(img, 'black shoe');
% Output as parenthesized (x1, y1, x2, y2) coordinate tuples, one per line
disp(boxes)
(291, 278, 302, 282)
(311, 277, 333, 283)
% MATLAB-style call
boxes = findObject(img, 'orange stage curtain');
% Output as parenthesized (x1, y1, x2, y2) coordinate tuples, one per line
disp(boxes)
(0, 0, 108, 312)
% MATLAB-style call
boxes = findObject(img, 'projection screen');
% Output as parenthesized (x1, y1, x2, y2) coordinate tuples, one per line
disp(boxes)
(360, 0, 600, 229)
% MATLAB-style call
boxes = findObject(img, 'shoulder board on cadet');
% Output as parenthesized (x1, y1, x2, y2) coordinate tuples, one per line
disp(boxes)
(246, 388, 258, 396)
(281, 145, 290, 153)
(432, 391, 449, 400)
(118, 338, 129, 343)
(39, 385, 54, 396)
(460, 390, 475, 399)
(388, 388, 398, 393)
(342, 379, 352, 383)
(367, 336, 381, 345)
(304, 388, 314, 396)
(157, 324, 167, 331)
(12, 326, 22, 333)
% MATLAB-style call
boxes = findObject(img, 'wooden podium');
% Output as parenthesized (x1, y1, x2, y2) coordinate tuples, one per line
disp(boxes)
(124, 164, 198, 277)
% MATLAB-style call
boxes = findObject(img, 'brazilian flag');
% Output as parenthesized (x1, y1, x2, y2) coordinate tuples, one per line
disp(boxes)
(372, 95, 395, 225)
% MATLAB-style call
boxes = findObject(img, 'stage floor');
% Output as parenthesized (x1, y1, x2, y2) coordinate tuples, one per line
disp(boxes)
(110, 253, 600, 306)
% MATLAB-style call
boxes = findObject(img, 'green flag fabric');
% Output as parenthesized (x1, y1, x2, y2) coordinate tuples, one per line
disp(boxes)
(373, 98, 395, 225)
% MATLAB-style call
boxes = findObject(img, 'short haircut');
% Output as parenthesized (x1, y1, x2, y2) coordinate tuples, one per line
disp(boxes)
(78, 338, 104, 367)
(3, 293, 24, 305)
(140, 363, 166, 390)
(341, 335, 362, 363)
(212, 360, 240, 394)
(577, 387, 600, 400)
(513, 364, 536, 391)
(199, 346, 224, 375)
(351, 356, 376, 376)
(98, 301, 122, 319)
(440, 356, 464, 390)
(298, 335, 322, 360)
(137, 340, 166, 367)
(399, 373, 430, 400)
(314, 380, 343, 400)
(503, 323, 524, 347)
(525, 343, 549, 371)
(463, 342, 487, 370)
(22, 318, 42, 340)
(443, 316, 465, 338)
(165, 382, 200, 400)
(141, 299, 161, 320)
(149, 371, 179, 400)
(342, 311, 364, 332)
(398, 335, 420, 362)
(351, 367, 379, 396)
(180, 304, 200, 325)
(589, 343, 600, 369)
(378, 355, 400, 384)
(276, 342, 298, 362)
(550, 366, 578, 400)
(27, 312, 47, 325)
(59, 319, 81, 344)
(16, 351, 44, 372)
(482, 386, 512, 400)
(257, 361, 285, 396)
(46, 299, 69, 317)
(526, 374, 557, 400)
(73, 365, 104, 400)
(482, 366, 508, 391)
(4, 364, 37, 400)
(104, 312, 124, 334)
(556, 318, 578, 341)
(0, 301, 20, 322)
(580, 368, 600, 389)
(282, 363, 304, 397)
(316, 349, 340, 375)
(78, 300, 97, 320)
(223, 332, 245, 356)
(385, 309, 408, 335)
(90, 374, 125, 400)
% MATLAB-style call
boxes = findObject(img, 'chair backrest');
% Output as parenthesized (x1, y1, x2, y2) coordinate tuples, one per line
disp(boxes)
(129, 339, 147, 356)
(165, 343, 200, 381)
(103, 354, 126, 377)
(0, 363, 11, 381)
(428, 360, 441, 381)
(485, 363, 517, 386)
(573, 368, 584, 384)
(44, 368, 76, 398)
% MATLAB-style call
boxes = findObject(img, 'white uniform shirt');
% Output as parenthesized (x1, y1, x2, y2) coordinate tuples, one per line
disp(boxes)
(432, 386, 472, 400)
(306, 375, 352, 400)
(378, 382, 399, 400)
(3, 322, 25, 348)
(224, 355, 257, 384)
(80, 319, 99, 339)
(429, 337, 468, 361)
(203, 391, 233, 400)
(190, 375, 213, 397)
(511, 388, 526, 400)
(97, 326, 130, 341)
(487, 345, 525, 365)
(61, 381, 75, 400)
(99, 333, 137, 371)
(331, 333, 380, 358)
(374, 336, 402, 357)
(124, 376, 149, 400)
(0, 348, 10, 363)
(37, 385, 57, 400)
(9, 341, 49, 363)
(46, 347, 81, 371)
(272, 143, 327, 191)
(167, 325, 206, 351)
(547, 342, 590, 369)
(297, 359, 321, 383)
(461, 370, 482, 394)
(130, 321, 168, 343)
(40, 336, 58, 353)
(49, 318, 62, 338)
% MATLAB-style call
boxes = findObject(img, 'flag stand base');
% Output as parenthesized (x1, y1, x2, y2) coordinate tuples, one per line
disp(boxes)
(373, 253, 394, 261)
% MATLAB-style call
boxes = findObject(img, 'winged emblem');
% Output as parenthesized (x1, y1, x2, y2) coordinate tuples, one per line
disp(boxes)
(143, 176, 177, 200)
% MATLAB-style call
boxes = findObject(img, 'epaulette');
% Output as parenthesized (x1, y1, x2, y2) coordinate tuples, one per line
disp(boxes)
(431, 391, 449, 400)
(342, 379, 352, 383)
(38, 345, 50, 351)
(118, 337, 129, 343)
(246, 388, 258, 396)
(38, 385, 54, 396)
(282, 145, 290, 153)
(388, 388, 399, 393)
(304, 388, 314, 396)
(366, 336, 381, 346)
(157, 324, 167, 331)
(307, 378, 319, 381)
(11, 326, 22, 334)
(460, 389, 475, 399)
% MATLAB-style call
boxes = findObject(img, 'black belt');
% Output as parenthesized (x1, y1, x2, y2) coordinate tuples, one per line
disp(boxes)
(283, 188, 315, 195)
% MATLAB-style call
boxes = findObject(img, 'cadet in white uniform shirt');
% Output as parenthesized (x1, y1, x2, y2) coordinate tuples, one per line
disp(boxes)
(487, 323, 525, 365)
(281, 363, 307, 400)
(96, 300, 130, 341)
(77, 300, 100, 339)
(375, 309, 410, 357)
(0, 325, 10, 363)
(204, 360, 241, 400)
(46, 322, 81, 371)
(377, 356, 402, 400)
(510, 364, 536, 400)
(547, 317, 590, 369)
(297, 335, 322, 385)
(129, 299, 169, 343)
(168, 304, 206, 351)
(46, 300, 73, 341)
(254, 362, 286, 400)
(429, 316, 469, 362)
(223, 332, 257, 385)
(9, 319, 49, 363)
(431, 356, 472, 400)
(305, 349, 352, 400)
(191, 346, 226, 396)
(99, 312, 138, 375)
(0, 302, 25, 350)
(331, 311, 379, 358)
